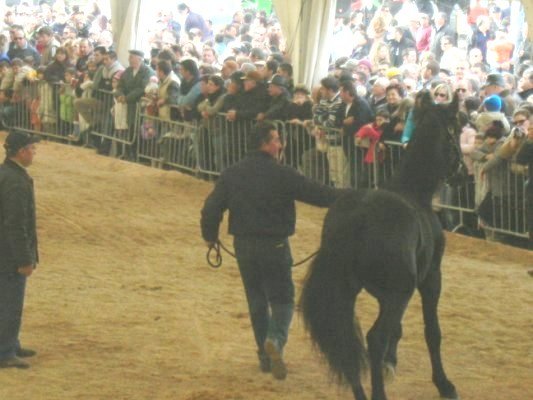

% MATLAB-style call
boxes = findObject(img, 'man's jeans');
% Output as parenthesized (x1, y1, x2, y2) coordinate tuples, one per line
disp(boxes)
(0, 272, 26, 361)
(234, 236, 294, 352)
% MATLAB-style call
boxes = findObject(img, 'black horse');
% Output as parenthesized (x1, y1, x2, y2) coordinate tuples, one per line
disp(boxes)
(301, 91, 464, 400)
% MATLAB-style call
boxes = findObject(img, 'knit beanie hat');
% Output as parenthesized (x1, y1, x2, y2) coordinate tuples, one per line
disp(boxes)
(483, 95, 502, 112)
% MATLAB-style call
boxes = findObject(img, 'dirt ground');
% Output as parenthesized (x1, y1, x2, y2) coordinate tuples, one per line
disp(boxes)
(0, 134, 531, 400)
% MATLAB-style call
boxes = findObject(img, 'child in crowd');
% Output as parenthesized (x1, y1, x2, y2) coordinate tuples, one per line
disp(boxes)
(30, 66, 46, 132)
(355, 109, 389, 186)
(112, 70, 128, 137)
(287, 84, 313, 124)
(59, 67, 77, 136)
(475, 94, 510, 135)
(69, 58, 98, 142)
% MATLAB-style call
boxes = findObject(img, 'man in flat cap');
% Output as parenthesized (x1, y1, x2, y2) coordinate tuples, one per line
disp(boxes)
(226, 70, 268, 122)
(483, 72, 515, 118)
(257, 74, 290, 122)
(114, 49, 154, 158)
(0, 131, 40, 369)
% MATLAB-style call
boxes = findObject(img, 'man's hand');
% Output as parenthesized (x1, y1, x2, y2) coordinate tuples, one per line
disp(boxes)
(17, 265, 33, 277)
(226, 110, 237, 121)
(205, 241, 216, 249)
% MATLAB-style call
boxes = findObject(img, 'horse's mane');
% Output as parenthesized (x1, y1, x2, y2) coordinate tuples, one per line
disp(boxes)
(391, 91, 459, 206)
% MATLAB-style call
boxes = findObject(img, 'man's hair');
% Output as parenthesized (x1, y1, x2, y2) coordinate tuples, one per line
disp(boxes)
(94, 46, 107, 55)
(157, 60, 172, 75)
(178, 3, 189, 12)
(425, 60, 440, 76)
(37, 26, 53, 37)
(340, 81, 356, 98)
(279, 62, 292, 77)
(250, 121, 277, 150)
(106, 50, 118, 60)
(266, 59, 278, 73)
(320, 76, 339, 92)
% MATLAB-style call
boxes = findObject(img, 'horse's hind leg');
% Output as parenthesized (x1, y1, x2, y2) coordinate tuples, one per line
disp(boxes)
(419, 269, 458, 400)
(366, 294, 411, 400)
(383, 323, 402, 383)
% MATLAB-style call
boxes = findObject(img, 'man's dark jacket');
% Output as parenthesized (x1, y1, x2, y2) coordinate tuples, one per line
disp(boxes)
(0, 158, 38, 274)
(201, 151, 339, 241)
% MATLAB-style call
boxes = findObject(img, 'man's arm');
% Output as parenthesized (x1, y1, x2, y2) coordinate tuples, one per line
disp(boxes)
(1, 183, 35, 271)
(283, 166, 345, 207)
(200, 179, 228, 244)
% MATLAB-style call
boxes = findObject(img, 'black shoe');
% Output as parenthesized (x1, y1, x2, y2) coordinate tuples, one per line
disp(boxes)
(0, 356, 30, 369)
(16, 348, 36, 358)
(264, 338, 287, 380)
(258, 351, 271, 373)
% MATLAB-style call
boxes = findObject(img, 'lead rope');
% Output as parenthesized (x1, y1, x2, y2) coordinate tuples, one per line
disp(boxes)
(206, 240, 318, 269)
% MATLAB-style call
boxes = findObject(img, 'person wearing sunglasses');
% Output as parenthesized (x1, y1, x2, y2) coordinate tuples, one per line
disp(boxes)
(6, 27, 40, 67)
(432, 82, 453, 104)
(515, 109, 533, 253)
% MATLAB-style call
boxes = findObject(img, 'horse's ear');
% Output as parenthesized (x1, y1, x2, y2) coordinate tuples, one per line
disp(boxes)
(449, 91, 460, 116)
(419, 90, 433, 110)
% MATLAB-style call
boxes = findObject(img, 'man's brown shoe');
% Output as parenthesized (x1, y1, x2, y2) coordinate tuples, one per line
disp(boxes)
(16, 348, 36, 358)
(264, 338, 287, 380)
(0, 356, 30, 369)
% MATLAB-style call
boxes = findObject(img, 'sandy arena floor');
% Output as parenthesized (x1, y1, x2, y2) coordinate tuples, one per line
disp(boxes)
(0, 134, 531, 400)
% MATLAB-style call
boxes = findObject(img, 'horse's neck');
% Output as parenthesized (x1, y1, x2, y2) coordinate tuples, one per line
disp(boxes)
(393, 138, 445, 208)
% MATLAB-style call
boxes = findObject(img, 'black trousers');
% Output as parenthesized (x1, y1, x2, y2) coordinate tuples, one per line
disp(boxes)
(233, 236, 294, 351)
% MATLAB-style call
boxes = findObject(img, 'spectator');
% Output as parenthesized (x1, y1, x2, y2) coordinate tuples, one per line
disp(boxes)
(439, 35, 464, 73)
(355, 108, 389, 185)
(415, 13, 432, 53)
(475, 94, 510, 135)
(390, 27, 415, 67)
(155, 60, 180, 121)
(430, 12, 456, 61)
(487, 29, 514, 72)
(176, 58, 201, 121)
(420, 59, 440, 89)
(368, 77, 389, 113)
(36, 26, 60, 67)
(336, 81, 373, 187)
(482, 72, 515, 118)
(7, 27, 40, 67)
(226, 70, 268, 122)
(75, 38, 93, 75)
(257, 74, 290, 121)
(517, 68, 533, 101)
(470, 16, 491, 62)
(114, 50, 154, 157)
(515, 110, 533, 249)
(178, 3, 210, 41)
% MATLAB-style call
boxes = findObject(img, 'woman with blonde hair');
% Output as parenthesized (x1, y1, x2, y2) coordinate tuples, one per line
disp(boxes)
(432, 82, 453, 104)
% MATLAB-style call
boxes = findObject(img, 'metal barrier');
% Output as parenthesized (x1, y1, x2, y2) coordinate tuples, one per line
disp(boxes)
(5, 80, 76, 142)
(137, 104, 199, 173)
(6, 96, 530, 242)
(196, 113, 254, 176)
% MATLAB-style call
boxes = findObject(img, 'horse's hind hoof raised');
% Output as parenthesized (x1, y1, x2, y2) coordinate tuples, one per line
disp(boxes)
(382, 363, 396, 384)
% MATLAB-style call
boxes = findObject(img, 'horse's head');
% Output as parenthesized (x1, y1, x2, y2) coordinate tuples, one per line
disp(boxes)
(426, 91, 469, 186)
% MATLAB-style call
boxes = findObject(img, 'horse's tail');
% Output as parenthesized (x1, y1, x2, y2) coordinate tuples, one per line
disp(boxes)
(300, 210, 368, 386)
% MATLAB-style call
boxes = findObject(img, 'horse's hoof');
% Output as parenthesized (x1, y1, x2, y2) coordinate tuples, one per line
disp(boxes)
(382, 362, 396, 384)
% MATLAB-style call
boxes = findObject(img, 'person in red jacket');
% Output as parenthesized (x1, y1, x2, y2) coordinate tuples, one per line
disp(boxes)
(355, 109, 389, 187)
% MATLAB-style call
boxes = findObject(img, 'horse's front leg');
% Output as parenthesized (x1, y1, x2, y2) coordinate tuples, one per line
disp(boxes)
(419, 268, 459, 400)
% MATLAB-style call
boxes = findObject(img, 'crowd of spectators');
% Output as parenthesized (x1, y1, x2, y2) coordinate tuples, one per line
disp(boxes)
(0, 1, 532, 245)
